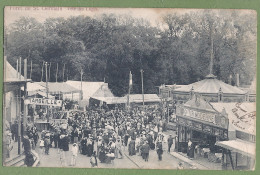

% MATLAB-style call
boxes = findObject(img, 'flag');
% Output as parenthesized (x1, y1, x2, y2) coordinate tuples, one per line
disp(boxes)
(129, 71, 132, 86)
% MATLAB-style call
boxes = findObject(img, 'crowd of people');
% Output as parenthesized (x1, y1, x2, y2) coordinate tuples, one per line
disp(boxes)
(33, 105, 173, 166)
(5, 104, 179, 168)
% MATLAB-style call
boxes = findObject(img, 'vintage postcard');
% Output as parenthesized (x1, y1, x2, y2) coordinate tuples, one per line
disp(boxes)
(2, 7, 256, 170)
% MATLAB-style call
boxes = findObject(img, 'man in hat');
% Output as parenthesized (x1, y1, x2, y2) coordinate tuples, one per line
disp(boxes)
(167, 134, 174, 153)
(128, 137, 136, 156)
(156, 140, 163, 161)
(140, 141, 150, 162)
(22, 135, 31, 155)
(44, 135, 50, 155)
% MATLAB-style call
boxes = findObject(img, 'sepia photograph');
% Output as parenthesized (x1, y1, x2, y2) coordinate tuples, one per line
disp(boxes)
(2, 7, 256, 170)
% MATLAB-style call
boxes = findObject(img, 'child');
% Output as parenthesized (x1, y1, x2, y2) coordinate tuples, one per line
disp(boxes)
(177, 162, 184, 170)
(71, 143, 78, 166)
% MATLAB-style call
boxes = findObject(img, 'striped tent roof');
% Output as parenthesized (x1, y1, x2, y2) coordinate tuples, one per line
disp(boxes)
(175, 74, 246, 95)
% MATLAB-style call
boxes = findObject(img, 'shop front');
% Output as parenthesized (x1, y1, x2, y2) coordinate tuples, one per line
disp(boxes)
(25, 97, 63, 131)
(175, 95, 229, 164)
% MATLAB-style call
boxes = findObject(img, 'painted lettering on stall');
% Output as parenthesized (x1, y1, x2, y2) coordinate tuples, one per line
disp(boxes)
(27, 98, 62, 107)
(183, 108, 216, 124)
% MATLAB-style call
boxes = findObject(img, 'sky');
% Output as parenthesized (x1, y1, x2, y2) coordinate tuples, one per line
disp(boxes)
(4, 6, 256, 28)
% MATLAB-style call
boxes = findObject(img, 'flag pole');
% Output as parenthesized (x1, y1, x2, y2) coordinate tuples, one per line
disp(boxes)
(127, 71, 132, 110)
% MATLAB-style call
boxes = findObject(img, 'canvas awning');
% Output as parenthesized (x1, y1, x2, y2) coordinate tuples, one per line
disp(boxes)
(216, 139, 255, 158)
(211, 102, 256, 135)
(37, 82, 81, 94)
(24, 82, 46, 92)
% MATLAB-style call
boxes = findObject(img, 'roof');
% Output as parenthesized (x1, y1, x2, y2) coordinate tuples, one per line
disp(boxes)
(37, 82, 80, 94)
(174, 76, 246, 95)
(216, 139, 255, 158)
(184, 95, 216, 113)
(27, 91, 55, 99)
(91, 97, 127, 104)
(92, 84, 114, 97)
(125, 94, 161, 103)
(4, 61, 26, 83)
(23, 82, 46, 92)
(92, 94, 161, 104)
(211, 102, 256, 135)
(66, 81, 113, 99)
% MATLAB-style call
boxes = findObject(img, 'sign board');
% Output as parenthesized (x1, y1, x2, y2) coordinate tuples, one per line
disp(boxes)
(25, 98, 63, 107)
(49, 119, 67, 125)
(160, 88, 170, 99)
(176, 116, 228, 139)
(176, 95, 229, 129)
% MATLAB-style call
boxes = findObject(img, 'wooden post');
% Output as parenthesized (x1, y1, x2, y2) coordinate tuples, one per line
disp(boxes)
(17, 89, 21, 155)
(56, 63, 58, 82)
(45, 62, 49, 128)
(30, 60, 32, 80)
(63, 64, 65, 82)
(19, 57, 21, 80)
(140, 69, 144, 107)
(16, 59, 19, 78)
(49, 62, 51, 81)
(80, 69, 83, 100)
(23, 59, 27, 132)
(228, 150, 234, 170)
(41, 61, 44, 82)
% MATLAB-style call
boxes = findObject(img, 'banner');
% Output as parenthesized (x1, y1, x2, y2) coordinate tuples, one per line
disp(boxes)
(25, 98, 62, 107)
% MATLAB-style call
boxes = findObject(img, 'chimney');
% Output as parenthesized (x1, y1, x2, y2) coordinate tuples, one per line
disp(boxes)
(236, 73, 240, 87)
(229, 74, 232, 85)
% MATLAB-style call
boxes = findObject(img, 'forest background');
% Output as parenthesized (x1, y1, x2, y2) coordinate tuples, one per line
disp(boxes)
(4, 9, 257, 96)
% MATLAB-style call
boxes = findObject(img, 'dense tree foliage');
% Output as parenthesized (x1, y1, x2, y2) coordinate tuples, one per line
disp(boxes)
(5, 10, 256, 96)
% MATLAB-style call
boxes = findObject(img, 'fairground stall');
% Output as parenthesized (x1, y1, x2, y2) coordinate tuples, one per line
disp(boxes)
(175, 94, 229, 168)
(25, 98, 64, 131)
(176, 94, 256, 170)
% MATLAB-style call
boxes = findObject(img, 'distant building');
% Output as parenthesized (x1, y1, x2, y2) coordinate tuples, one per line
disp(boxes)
(36, 82, 81, 100)
(4, 61, 28, 124)
(3, 60, 30, 159)
(89, 94, 161, 108)
(66, 81, 114, 107)
(159, 74, 250, 104)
